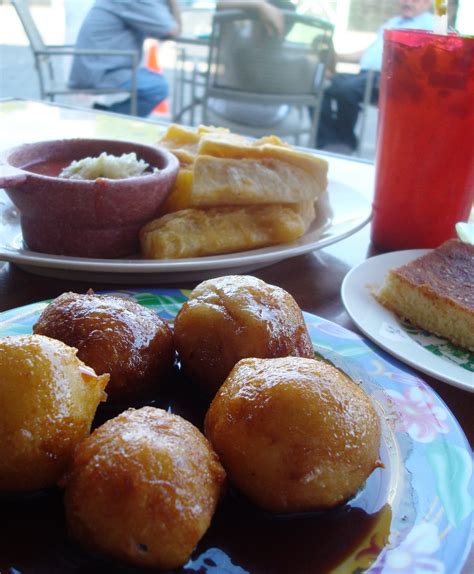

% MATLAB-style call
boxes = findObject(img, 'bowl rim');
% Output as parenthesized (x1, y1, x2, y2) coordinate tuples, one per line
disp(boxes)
(0, 137, 179, 184)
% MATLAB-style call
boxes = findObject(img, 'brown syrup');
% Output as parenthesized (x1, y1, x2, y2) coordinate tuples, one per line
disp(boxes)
(0, 367, 391, 574)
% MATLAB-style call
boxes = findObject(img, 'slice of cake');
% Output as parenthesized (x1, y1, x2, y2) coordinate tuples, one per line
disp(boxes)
(376, 239, 474, 351)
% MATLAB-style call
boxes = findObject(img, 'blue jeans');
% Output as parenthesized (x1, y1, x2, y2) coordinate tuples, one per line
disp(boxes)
(108, 68, 168, 117)
(316, 71, 380, 150)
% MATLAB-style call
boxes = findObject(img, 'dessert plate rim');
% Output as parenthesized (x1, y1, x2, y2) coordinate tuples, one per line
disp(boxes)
(341, 248, 474, 393)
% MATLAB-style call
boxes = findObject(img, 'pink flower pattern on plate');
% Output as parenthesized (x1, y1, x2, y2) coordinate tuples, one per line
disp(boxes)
(385, 386, 450, 443)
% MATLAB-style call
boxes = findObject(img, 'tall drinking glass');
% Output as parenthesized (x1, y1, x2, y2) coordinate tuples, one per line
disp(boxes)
(371, 29, 474, 251)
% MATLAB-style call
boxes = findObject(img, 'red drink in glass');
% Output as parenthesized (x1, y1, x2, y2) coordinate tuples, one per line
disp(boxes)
(371, 29, 474, 250)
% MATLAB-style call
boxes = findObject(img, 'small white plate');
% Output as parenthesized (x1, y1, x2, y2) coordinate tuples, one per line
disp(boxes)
(0, 180, 370, 284)
(341, 249, 474, 392)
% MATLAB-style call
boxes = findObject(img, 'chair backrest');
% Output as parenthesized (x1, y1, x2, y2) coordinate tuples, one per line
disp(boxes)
(205, 10, 334, 101)
(11, 0, 46, 53)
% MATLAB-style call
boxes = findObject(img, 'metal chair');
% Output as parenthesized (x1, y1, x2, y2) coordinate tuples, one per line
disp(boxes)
(174, 9, 334, 146)
(11, 0, 138, 115)
(171, 3, 214, 126)
(172, 37, 210, 126)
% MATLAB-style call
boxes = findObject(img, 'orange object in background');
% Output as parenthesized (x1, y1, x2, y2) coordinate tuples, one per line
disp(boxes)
(146, 40, 169, 115)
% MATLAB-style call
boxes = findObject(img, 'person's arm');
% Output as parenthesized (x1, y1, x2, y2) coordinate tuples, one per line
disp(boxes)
(216, 0, 284, 35)
(336, 49, 364, 64)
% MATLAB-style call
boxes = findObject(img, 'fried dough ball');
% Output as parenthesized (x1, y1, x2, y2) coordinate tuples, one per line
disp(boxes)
(0, 334, 108, 493)
(174, 275, 314, 394)
(33, 291, 175, 403)
(205, 356, 381, 513)
(62, 407, 226, 570)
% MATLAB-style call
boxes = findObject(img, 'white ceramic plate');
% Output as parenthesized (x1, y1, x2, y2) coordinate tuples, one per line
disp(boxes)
(341, 249, 474, 393)
(0, 179, 371, 283)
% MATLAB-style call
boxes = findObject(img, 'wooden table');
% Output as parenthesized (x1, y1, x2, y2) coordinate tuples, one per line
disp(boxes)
(0, 99, 472, 573)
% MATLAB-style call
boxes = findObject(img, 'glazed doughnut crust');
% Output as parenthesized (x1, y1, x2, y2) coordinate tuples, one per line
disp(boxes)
(33, 292, 175, 402)
(0, 334, 108, 492)
(174, 275, 314, 394)
(62, 406, 226, 570)
(205, 356, 381, 513)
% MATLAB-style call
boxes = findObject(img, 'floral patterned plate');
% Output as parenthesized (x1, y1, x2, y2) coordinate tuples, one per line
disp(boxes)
(341, 250, 474, 393)
(0, 288, 472, 574)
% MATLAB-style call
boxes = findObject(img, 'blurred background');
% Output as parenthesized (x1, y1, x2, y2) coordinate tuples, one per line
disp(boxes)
(1, 0, 473, 161)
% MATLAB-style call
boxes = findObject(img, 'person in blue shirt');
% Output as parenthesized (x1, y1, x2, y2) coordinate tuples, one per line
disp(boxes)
(69, 0, 181, 117)
(316, 0, 434, 153)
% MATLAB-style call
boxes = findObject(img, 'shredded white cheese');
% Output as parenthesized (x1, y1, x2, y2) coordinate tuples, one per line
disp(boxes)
(59, 152, 157, 180)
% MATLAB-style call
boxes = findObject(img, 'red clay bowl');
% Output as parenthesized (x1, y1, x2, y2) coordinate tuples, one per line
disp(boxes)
(0, 138, 179, 258)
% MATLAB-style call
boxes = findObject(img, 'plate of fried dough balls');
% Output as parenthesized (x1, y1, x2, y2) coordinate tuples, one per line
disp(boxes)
(2, 278, 467, 574)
